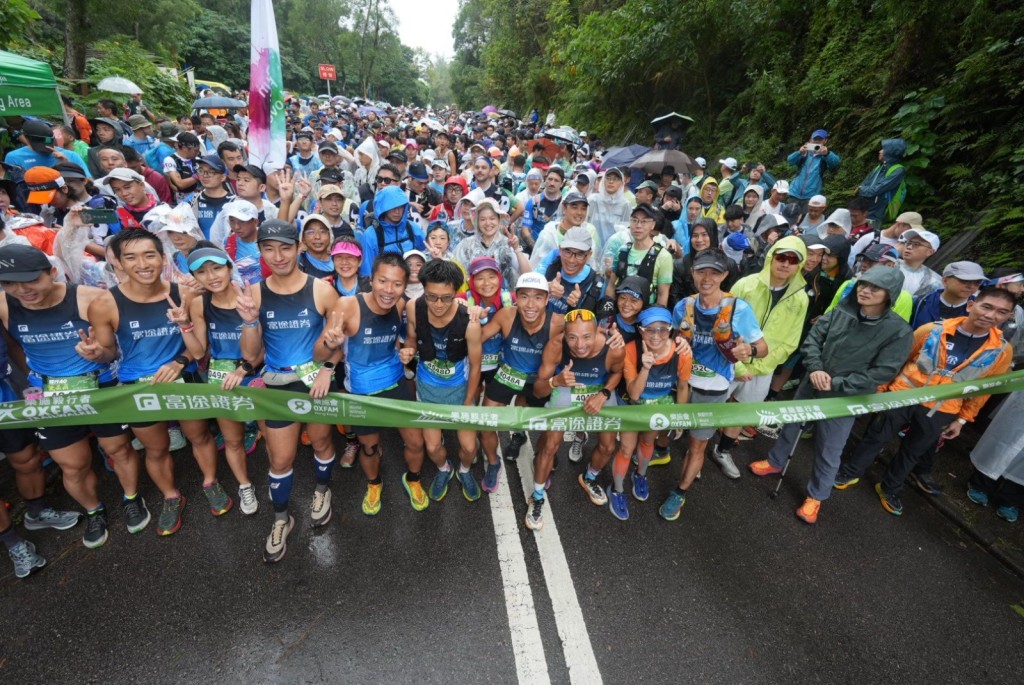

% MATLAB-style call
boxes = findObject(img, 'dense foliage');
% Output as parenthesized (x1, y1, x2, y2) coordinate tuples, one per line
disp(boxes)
(452, 0, 1024, 267)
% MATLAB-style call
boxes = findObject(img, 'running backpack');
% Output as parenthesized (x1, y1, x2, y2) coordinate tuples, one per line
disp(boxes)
(615, 242, 663, 300)
(884, 164, 907, 222)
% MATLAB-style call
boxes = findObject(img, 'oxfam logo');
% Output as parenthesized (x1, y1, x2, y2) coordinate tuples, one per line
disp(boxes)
(287, 398, 312, 415)
(649, 413, 670, 431)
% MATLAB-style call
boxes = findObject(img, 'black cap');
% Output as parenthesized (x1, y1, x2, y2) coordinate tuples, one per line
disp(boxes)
(196, 154, 226, 173)
(615, 275, 651, 300)
(386, 150, 408, 163)
(257, 219, 298, 245)
(318, 141, 339, 154)
(22, 120, 55, 153)
(319, 167, 344, 183)
(407, 162, 429, 181)
(53, 161, 88, 180)
(691, 248, 731, 272)
(631, 203, 658, 219)
(0, 244, 53, 281)
(233, 164, 267, 183)
(295, 130, 314, 141)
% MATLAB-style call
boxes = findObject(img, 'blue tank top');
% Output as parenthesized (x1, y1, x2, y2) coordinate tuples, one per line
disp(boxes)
(204, 294, 245, 360)
(343, 294, 404, 394)
(112, 284, 187, 382)
(615, 314, 638, 344)
(0, 327, 13, 402)
(417, 310, 468, 389)
(500, 311, 552, 381)
(635, 339, 678, 402)
(467, 293, 509, 370)
(259, 275, 324, 372)
(6, 284, 109, 380)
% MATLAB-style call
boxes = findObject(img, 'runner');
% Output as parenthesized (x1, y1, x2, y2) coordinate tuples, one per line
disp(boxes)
(531, 309, 624, 529)
(459, 256, 515, 391)
(81, 229, 223, 536)
(612, 307, 692, 520)
(0, 243, 146, 548)
(329, 252, 429, 515)
(405, 259, 484, 502)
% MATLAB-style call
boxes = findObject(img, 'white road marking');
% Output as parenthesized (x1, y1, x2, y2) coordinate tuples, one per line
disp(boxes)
(516, 438, 603, 685)
(489, 456, 552, 685)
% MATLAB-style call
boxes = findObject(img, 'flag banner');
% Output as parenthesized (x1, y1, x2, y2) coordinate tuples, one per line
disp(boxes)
(2, 372, 1023, 431)
(248, 0, 286, 170)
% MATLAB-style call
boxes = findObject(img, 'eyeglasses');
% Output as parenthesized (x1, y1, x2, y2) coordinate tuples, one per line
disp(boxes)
(641, 325, 671, 336)
(629, 217, 655, 226)
(564, 309, 596, 323)
(424, 293, 455, 304)
(858, 282, 885, 293)
(375, 176, 398, 185)
(562, 248, 589, 260)
(196, 169, 221, 177)
(773, 252, 802, 266)
(902, 241, 930, 250)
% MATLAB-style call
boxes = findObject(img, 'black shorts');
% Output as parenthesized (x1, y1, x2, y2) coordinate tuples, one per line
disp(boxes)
(484, 376, 547, 408)
(263, 379, 312, 429)
(351, 382, 414, 437)
(36, 379, 128, 451)
(127, 371, 203, 429)
(0, 427, 37, 454)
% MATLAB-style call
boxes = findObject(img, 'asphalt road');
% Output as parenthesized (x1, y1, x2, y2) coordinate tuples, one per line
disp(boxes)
(1, 425, 1022, 684)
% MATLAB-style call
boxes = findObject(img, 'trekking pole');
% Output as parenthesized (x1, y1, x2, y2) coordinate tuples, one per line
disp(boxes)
(769, 422, 807, 500)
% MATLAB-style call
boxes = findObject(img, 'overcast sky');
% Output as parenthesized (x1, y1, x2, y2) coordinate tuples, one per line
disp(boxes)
(389, 0, 459, 59)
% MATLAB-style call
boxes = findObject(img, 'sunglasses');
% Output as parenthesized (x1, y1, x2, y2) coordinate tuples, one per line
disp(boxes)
(564, 309, 596, 323)
(640, 325, 671, 336)
(424, 293, 456, 304)
(773, 252, 802, 266)
(375, 176, 398, 185)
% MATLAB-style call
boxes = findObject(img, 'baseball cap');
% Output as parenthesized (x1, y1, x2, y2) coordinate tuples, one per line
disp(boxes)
(318, 141, 339, 155)
(772, 180, 790, 194)
(615, 275, 650, 301)
(694, 157, 707, 170)
(900, 228, 940, 250)
(894, 211, 924, 229)
(303, 214, 332, 231)
(561, 226, 594, 252)
(808, 194, 827, 208)
(222, 199, 259, 222)
(862, 243, 900, 264)
(187, 247, 231, 272)
(100, 168, 145, 185)
(127, 114, 151, 131)
(257, 219, 298, 244)
(469, 256, 500, 276)
(319, 167, 344, 184)
(407, 162, 430, 181)
(692, 248, 731, 272)
(811, 129, 829, 139)
(719, 157, 738, 171)
(631, 202, 658, 220)
(196, 155, 227, 173)
(515, 272, 549, 293)
(0, 244, 52, 281)
(637, 307, 672, 326)
(604, 167, 624, 180)
(233, 164, 267, 183)
(295, 130, 314, 141)
(802, 234, 827, 251)
(562, 190, 589, 207)
(317, 184, 344, 200)
(636, 180, 660, 195)
(22, 120, 56, 153)
(430, 158, 450, 170)
(403, 249, 428, 263)
(331, 241, 363, 258)
(387, 150, 408, 163)
(53, 161, 88, 181)
(943, 261, 986, 281)
(176, 132, 201, 148)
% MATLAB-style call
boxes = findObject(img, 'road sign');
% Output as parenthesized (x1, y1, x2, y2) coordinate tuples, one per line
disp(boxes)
(318, 64, 336, 81)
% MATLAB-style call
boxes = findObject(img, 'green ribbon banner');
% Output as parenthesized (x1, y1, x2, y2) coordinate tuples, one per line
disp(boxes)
(2, 371, 1024, 432)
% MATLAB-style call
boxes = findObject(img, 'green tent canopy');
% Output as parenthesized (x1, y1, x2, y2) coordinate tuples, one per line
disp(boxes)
(0, 50, 63, 118)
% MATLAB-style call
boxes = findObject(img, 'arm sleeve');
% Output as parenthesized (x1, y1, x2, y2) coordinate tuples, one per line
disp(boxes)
(787, 151, 804, 168)
(676, 347, 693, 383)
(733, 300, 764, 343)
(622, 344, 639, 381)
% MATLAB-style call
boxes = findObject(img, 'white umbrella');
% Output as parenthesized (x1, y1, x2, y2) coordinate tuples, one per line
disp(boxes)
(97, 76, 143, 95)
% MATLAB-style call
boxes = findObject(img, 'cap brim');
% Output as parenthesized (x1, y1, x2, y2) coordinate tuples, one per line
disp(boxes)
(27, 189, 57, 204)
(692, 262, 727, 272)
(258, 236, 297, 244)
(188, 255, 230, 271)
(560, 241, 592, 252)
(0, 270, 47, 282)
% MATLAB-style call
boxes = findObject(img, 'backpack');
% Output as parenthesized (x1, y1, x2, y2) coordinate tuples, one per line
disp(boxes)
(373, 218, 416, 256)
(884, 164, 907, 221)
(615, 241, 663, 300)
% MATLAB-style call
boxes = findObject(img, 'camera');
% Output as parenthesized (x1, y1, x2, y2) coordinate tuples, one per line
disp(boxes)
(808, 143, 823, 152)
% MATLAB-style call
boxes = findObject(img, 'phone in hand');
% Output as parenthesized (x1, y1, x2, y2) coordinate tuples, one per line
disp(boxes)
(79, 208, 119, 225)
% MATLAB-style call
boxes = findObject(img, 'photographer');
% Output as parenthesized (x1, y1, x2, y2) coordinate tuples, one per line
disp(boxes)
(787, 129, 841, 210)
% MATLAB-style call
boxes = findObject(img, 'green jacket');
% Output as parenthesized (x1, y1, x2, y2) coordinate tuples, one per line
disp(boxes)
(801, 265, 913, 397)
(731, 235, 810, 377)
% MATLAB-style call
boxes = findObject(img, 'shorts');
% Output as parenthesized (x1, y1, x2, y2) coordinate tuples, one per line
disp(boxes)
(688, 386, 729, 441)
(727, 374, 773, 404)
(262, 375, 312, 429)
(418, 381, 468, 407)
(36, 379, 128, 451)
(484, 376, 546, 408)
(352, 382, 414, 437)
(0, 426, 37, 454)
(125, 371, 203, 429)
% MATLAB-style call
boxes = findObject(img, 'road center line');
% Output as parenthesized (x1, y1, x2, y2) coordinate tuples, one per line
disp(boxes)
(516, 438, 603, 685)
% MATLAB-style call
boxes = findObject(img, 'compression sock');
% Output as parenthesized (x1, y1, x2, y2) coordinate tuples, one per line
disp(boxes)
(718, 436, 737, 452)
(315, 454, 336, 490)
(268, 470, 294, 513)
(24, 497, 47, 518)
(533, 482, 546, 500)
(637, 441, 655, 477)
(585, 465, 601, 481)
(612, 450, 630, 492)
(0, 524, 22, 551)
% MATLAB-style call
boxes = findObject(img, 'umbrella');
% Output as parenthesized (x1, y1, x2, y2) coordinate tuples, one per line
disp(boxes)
(650, 112, 695, 127)
(599, 144, 652, 171)
(629, 148, 699, 175)
(192, 96, 247, 110)
(418, 118, 446, 133)
(482, 105, 498, 115)
(352, 97, 368, 105)
(332, 95, 352, 105)
(97, 76, 142, 95)
(544, 127, 579, 146)
(525, 137, 566, 160)
(358, 105, 386, 117)
(498, 109, 518, 119)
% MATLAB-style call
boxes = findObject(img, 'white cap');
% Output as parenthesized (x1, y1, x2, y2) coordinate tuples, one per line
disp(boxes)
(901, 228, 941, 251)
(515, 272, 549, 293)
(580, 131, 588, 137)
(772, 179, 790, 194)
(403, 249, 428, 262)
(719, 157, 738, 171)
(100, 168, 145, 185)
(694, 156, 707, 169)
(808, 194, 827, 207)
(222, 199, 259, 222)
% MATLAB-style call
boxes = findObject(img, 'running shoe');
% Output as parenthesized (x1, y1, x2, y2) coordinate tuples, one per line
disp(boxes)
(756, 424, 781, 440)
(710, 445, 741, 479)
(795, 497, 821, 524)
(504, 432, 527, 462)
(907, 472, 942, 497)
(300, 429, 311, 446)
(482, 461, 502, 493)
(168, 427, 187, 451)
(238, 484, 259, 516)
(749, 460, 782, 477)
(524, 495, 545, 531)
(608, 490, 629, 521)
(214, 430, 225, 452)
(23, 507, 81, 531)
(340, 440, 358, 468)
(157, 495, 186, 536)
(131, 437, 144, 451)
(458, 470, 481, 502)
(123, 496, 151, 533)
(403, 474, 429, 511)
(83, 509, 109, 549)
(243, 429, 262, 455)
(833, 475, 860, 490)
(429, 466, 454, 502)
(578, 474, 608, 506)
(9, 540, 45, 579)
(966, 487, 990, 507)
(875, 483, 903, 516)
(631, 472, 649, 502)
(800, 426, 815, 440)
(362, 482, 383, 516)
(996, 505, 1019, 523)
(203, 482, 233, 516)
(650, 445, 671, 466)
(310, 489, 332, 527)
(568, 432, 588, 463)
(264, 515, 295, 563)
(659, 491, 686, 521)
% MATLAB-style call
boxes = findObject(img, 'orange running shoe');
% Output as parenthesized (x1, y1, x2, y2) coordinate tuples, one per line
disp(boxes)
(795, 497, 821, 524)
(300, 429, 311, 446)
(749, 460, 783, 477)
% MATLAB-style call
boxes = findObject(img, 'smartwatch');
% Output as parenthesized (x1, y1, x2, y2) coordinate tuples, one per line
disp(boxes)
(599, 388, 612, 399)
(173, 354, 189, 366)
(322, 361, 336, 372)
(237, 360, 255, 375)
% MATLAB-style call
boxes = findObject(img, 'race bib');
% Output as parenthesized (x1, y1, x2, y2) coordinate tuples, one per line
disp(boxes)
(43, 373, 99, 397)
(295, 360, 322, 389)
(422, 358, 456, 379)
(136, 375, 185, 385)
(571, 383, 603, 407)
(481, 352, 500, 367)
(640, 394, 674, 406)
(495, 363, 527, 391)
(208, 358, 237, 385)
(692, 362, 716, 379)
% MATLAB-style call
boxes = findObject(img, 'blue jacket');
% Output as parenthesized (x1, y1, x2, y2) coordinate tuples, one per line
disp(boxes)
(911, 289, 973, 329)
(359, 186, 426, 276)
(787, 149, 841, 200)
(857, 138, 907, 222)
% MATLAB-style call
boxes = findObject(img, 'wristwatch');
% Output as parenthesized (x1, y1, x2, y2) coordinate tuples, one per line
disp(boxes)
(956, 418, 967, 425)
(322, 361, 336, 373)
(599, 388, 612, 399)
(237, 360, 255, 375)
(173, 354, 189, 366)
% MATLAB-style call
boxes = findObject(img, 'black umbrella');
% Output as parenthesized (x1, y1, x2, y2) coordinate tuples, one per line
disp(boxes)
(498, 109, 518, 119)
(193, 96, 247, 109)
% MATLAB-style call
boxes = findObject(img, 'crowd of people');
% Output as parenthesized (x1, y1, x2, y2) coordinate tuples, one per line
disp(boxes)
(1, 92, 1023, 577)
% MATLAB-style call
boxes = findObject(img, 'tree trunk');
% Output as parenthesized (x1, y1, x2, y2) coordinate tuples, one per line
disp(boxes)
(62, 0, 90, 81)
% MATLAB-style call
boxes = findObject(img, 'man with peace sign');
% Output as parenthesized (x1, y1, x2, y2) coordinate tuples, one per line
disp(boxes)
(83, 229, 222, 537)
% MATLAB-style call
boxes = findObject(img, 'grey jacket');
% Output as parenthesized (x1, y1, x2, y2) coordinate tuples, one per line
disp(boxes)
(800, 265, 912, 397)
